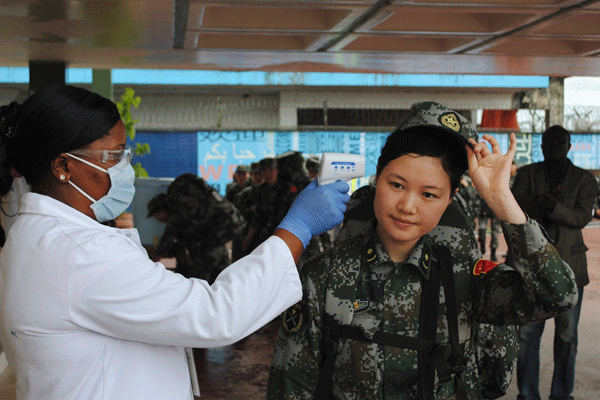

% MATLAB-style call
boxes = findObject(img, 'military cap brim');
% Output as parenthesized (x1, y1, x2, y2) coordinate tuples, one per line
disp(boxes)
(399, 101, 478, 150)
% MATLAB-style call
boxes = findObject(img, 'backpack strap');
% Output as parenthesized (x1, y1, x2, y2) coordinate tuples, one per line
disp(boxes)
(418, 245, 441, 400)
(315, 237, 363, 400)
(436, 245, 468, 399)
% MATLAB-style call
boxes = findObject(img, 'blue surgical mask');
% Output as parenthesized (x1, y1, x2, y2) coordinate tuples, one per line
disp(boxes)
(67, 153, 136, 223)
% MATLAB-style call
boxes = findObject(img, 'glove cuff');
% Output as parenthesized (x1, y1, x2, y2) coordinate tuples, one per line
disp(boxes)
(276, 219, 312, 249)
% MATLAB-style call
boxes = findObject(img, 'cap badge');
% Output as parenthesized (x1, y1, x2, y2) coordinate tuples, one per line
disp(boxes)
(439, 112, 461, 132)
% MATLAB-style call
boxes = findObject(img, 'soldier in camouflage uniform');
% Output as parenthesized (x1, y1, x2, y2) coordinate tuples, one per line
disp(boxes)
(242, 158, 298, 254)
(267, 102, 578, 400)
(477, 196, 501, 261)
(305, 156, 320, 180)
(155, 173, 246, 283)
(333, 185, 517, 400)
(277, 151, 312, 192)
(457, 175, 478, 230)
(232, 162, 263, 261)
(225, 164, 250, 203)
(274, 153, 333, 271)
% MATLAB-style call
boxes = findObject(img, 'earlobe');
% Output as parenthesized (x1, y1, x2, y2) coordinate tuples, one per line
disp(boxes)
(51, 154, 70, 183)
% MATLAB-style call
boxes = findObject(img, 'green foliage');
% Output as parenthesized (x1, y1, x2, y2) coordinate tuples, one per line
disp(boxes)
(132, 162, 149, 178)
(116, 87, 150, 177)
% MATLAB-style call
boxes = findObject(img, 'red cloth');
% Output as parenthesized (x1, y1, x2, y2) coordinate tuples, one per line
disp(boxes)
(480, 110, 519, 130)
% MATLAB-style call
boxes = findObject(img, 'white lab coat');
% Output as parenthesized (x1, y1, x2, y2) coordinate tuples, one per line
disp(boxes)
(0, 193, 301, 400)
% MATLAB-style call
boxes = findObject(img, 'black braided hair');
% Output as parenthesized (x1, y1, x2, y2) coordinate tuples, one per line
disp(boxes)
(0, 85, 120, 195)
(0, 101, 22, 196)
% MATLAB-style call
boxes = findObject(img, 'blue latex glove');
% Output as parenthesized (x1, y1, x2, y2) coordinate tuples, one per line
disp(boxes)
(277, 179, 350, 248)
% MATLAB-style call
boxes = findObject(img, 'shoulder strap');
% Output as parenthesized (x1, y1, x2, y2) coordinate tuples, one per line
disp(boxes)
(436, 244, 468, 400)
(418, 244, 441, 400)
(315, 239, 363, 400)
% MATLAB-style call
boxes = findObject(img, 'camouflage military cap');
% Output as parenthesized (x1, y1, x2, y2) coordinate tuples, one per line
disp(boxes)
(146, 192, 168, 217)
(259, 157, 277, 170)
(399, 101, 478, 149)
(235, 165, 248, 174)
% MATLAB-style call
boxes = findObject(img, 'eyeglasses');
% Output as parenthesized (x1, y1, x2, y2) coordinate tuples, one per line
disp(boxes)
(69, 147, 132, 165)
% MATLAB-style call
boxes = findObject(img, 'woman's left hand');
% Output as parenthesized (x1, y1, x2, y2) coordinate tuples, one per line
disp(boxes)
(466, 132, 527, 224)
(467, 133, 515, 196)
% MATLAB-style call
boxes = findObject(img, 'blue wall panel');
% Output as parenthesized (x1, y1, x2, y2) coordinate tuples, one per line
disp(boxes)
(131, 132, 197, 178)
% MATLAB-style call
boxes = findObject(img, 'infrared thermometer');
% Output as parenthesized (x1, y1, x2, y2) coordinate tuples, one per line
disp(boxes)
(316, 153, 366, 186)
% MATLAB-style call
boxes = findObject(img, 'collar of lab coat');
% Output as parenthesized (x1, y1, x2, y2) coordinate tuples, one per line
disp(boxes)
(18, 192, 137, 236)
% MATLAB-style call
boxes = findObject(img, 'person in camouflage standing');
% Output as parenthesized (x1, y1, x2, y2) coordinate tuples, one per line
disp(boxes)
(275, 152, 333, 271)
(277, 151, 312, 192)
(267, 102, 578, 400)
(232, 162, 263, 261)
(225, 164, 250, 203)
(305, 156, 320, 180)
(154, 173, 246, 283)
(477, 196, 501, 261)
(457, 175, 478, 230)
(242, 158, 298, 254)
(333, 182, 517, 399)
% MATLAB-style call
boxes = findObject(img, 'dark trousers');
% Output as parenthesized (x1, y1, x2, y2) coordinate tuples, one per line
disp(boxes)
(517, 286, 584, 400)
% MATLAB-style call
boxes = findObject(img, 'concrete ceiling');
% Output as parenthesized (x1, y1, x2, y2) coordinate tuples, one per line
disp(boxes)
(2, 0, 600, 76)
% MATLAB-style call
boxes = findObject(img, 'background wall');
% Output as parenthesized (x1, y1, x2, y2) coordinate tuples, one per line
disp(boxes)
(131, 131, 600, 195)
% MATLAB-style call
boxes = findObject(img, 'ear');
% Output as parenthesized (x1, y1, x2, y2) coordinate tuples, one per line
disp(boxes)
(50, 153, 71, 183)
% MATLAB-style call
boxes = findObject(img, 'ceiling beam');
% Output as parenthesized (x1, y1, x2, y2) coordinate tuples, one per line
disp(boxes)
(459, 0, 600, 54)
(317, 0, 392, 52)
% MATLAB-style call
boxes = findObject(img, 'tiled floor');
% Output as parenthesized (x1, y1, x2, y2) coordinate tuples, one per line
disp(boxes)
(1, 224, 599, 399)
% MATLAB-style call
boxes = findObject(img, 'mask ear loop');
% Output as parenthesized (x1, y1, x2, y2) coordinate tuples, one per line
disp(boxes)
(67, 180, 97, 204)
(66, 153, 106, 204)
(67, 153, 108, 174)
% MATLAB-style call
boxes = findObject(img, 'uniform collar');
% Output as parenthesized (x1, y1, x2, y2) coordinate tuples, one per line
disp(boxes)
(363, 225, 433, 279)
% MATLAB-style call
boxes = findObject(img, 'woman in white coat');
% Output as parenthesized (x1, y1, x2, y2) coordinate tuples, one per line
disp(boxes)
(0, 85, 350, 400)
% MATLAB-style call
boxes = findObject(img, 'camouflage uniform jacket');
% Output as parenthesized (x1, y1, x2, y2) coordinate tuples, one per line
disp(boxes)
(235, 184, 261, 225)
(226, 179, 250, 203)
(250, 180, 298, 249)
(267, 219, 577, 400)
(156, 174, 247, 281)
(334, 185, 512, 399)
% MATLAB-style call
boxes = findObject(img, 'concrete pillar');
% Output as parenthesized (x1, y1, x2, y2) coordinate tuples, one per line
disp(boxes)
(92, 69, 113, 101)
(548, 76, 565, 127)
(28, 60, 65, 93)
(279, 91, 298, 130)
(6, 60, 66, 235)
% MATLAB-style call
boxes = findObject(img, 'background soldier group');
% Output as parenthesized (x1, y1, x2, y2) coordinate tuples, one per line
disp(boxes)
(148, 152, 334, 276)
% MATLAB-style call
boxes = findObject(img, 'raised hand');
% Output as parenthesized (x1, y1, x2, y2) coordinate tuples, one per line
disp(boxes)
(466, 133, 526, 224)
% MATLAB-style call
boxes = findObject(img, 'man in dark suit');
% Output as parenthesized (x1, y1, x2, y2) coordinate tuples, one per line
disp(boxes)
(512, 125, 598, 400)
